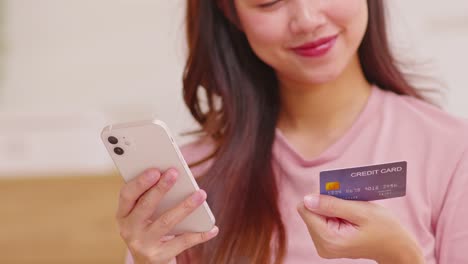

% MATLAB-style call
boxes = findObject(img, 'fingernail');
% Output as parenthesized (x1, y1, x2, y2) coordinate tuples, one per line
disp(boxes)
(304, 194, 320, 210)
(165, 169, 178, 184)
(192, 190, 206, 204)
(208, 226, 219, 237)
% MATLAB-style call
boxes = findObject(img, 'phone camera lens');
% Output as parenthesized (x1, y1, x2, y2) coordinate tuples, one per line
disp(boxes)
(108, 136, 118, 144)
(114, 147, 124, 155)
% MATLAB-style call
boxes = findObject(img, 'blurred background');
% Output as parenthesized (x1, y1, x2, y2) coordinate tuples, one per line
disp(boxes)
(0, 0, 467, 263)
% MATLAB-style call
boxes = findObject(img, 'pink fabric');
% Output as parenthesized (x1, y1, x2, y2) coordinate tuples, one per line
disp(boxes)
(126, 86, 468, 263)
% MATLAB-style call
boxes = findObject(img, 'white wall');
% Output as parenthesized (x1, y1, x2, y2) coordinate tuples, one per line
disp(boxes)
(1, 0, 192, 176)
(2, 0, 192, 129)
(1, 0, 467, 177)
(389, 0, 468, 114)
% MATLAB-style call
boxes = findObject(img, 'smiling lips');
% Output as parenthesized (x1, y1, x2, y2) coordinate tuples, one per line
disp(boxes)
(291, 35, 338, 57)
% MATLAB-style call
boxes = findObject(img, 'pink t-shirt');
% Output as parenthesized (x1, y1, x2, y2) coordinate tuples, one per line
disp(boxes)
(127, 86, 468, 263)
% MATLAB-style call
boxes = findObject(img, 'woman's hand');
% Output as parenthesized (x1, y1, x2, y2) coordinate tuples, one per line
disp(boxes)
(297, 194, 424, 264)
(117, 168, 219, 264)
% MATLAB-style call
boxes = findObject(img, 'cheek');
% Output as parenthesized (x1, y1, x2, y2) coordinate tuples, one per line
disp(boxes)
(326, 0, 368, 55)
(325, 0, 367, 26)
(238, 13, 286, 49)
(248, 26, 279, 48)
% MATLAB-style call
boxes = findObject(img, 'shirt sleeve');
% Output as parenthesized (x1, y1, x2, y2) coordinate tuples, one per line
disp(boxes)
(125, 250, 177, 264)
(435, 147, 468, 263)
(125, 250, 134, 264)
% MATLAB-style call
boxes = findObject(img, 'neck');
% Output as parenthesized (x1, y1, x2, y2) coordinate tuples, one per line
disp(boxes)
(277, 56, 372, 136)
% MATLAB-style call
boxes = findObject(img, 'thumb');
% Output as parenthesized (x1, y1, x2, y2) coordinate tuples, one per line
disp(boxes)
(303, 194, 370, 224)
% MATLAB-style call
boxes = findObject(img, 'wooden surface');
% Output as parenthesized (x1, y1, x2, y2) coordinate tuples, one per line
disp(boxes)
(0, 174, 127, 264)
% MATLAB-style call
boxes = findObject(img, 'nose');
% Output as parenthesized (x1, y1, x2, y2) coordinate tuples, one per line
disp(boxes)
(289, 0, 327, 35)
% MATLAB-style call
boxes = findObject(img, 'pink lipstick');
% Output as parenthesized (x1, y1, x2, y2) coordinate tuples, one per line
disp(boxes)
(291, 35, 338, 58)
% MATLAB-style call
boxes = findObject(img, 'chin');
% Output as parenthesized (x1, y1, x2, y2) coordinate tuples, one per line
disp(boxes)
(277, 62, 348, 87)
(300, 68, 344, 85)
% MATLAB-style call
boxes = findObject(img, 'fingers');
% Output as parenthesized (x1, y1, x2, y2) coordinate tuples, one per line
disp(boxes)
(130, 169, 179, 223)
(297, 201, 327, 235)
(116, 168, 161, 219)
(297, 201, 341, 259)
(115, 168, 216, 264)
(302, 194, 370, 224)
(163, 227, 219, 257)
(159, 235, 176, 243)
(139, 227, 219, 262)
(149, 189, 208, 238)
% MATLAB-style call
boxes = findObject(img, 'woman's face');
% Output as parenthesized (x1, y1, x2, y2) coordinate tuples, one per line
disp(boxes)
(234, 0, 369, 86)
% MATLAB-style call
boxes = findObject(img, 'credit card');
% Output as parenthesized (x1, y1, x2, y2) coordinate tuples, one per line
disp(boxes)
(319, 161, 407, 201)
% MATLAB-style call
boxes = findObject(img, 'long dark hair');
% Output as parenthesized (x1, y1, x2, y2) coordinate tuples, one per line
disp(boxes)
(180, 1, 427, 263)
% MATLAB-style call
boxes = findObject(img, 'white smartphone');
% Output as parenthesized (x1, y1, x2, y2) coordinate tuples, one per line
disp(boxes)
(100, 119, 215, 236)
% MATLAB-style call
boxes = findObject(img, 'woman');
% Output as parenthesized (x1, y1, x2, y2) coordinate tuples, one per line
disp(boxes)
(118, 0, 468, 263)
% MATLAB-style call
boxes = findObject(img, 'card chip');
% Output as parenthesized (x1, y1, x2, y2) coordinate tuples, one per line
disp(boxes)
(325, 182, 341, 191)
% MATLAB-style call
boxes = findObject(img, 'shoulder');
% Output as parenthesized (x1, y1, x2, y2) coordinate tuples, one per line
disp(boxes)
(380, 88, 468, 149)
(378, 88, 468, 207)
(179, 135, 217, 178)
